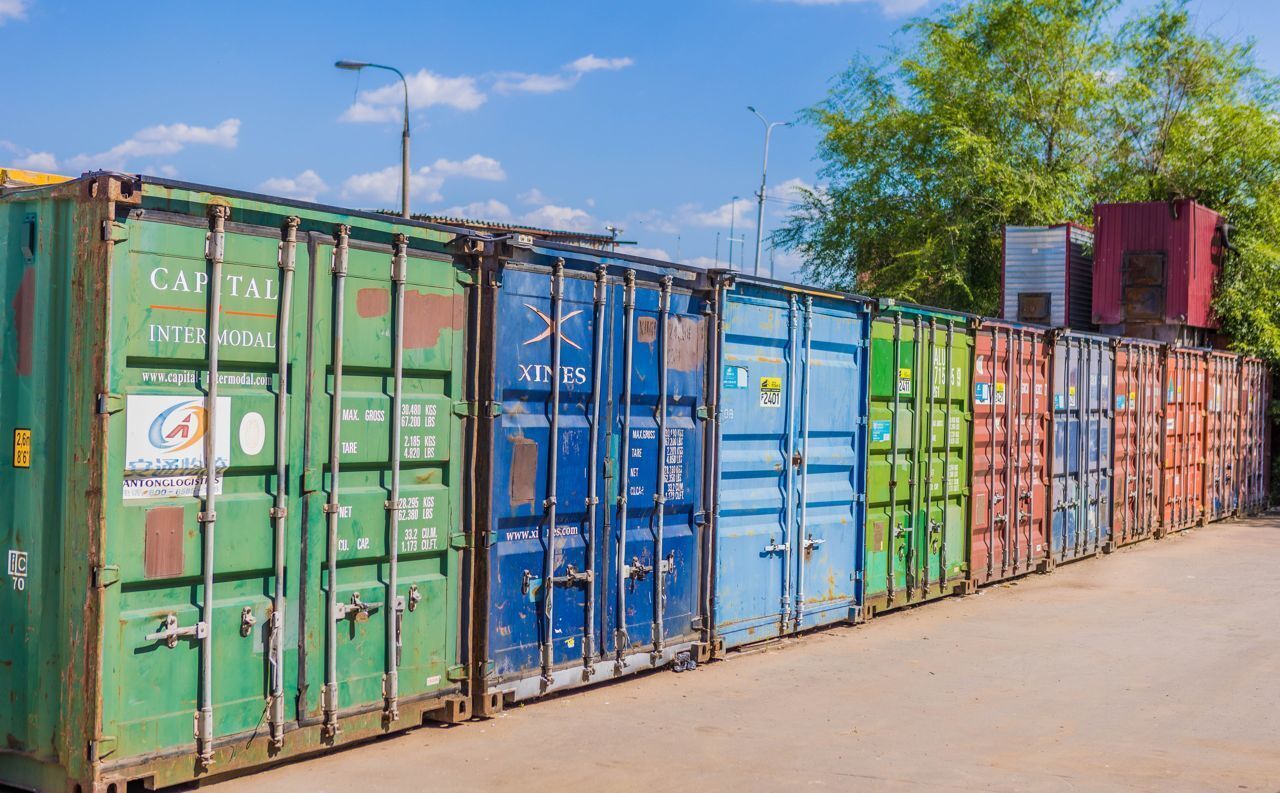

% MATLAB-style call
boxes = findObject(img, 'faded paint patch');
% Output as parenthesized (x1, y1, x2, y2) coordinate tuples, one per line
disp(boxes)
(356, 287, 390, 318)
(636, 316, 658, 344)
(509, 437, 538, 507)
(666, 316, 706, 373)
(404, 290, 464, 350)
(12, 267, 34, 376)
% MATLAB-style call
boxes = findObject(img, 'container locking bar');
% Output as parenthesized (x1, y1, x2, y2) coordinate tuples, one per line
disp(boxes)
(145, 613, 208, 649)
(541, 259, 566, 687)
(652, 275, 672, 660)
(384, 234, 409, 723)
(794, 296, 814, 630)
(614, 270, 637, 668)
(268, 216, 298, 749)
(780, 294, 799, 623)
(887, 314, 903, 604)
(322, 226, 350, 742)
(195, 205, 228, 768)
(582, 264, 608, 675)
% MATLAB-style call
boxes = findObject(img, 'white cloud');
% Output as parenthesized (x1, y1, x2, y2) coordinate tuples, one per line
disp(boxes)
(682, 256, 721, 269)
(14, 151, 57, 171)
(341, 166, 444, 206)
(341, 69, 486, 123)
(430, 154, 505, 181)
(519, 187, 550, 205)
(435, 199, 513, 221)
(628, 246, 673, 261)
(496, 53, 634, 95)
(773, 0, 930, 16)
(259, 170, 329, 202)
(65, 119, 240, 171)
(569, 55, 635, 74)
(521, 204, 594, 232)
(0, 0, 28, 24)
(685, 199, 756, 229)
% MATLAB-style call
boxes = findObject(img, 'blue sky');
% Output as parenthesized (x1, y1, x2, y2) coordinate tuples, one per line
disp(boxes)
(3, 0, 1278, 279)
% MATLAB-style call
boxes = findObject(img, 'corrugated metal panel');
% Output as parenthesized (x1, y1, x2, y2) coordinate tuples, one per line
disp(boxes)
(970, 320, 1051, 586)
(1112, 339, 1164, 546)
(1239, 358, 1270, 514)
(712, 276, 870, 650)
(1067, 225, 1095, 330)
(1093, 200, 1221, 330)
(1049, 332, 1114, 564)
(1205, 352, 1242, 521)
(864, 306, 972, 615)
(1161, 348, 1208, 533)
(1002, 226, 1068, 326)
(472, 242, 712, 707)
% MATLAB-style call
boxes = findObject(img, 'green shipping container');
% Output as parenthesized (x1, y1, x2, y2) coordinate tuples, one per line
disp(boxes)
(0, 174, 471, 793)
(864, 302, 973, 616)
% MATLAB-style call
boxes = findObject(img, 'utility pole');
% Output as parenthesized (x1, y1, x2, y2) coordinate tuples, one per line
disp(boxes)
(748, 107, 790, 276)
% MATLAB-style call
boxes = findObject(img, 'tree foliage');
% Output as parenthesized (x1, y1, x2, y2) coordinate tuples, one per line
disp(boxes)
(779, 0, 1280, 361)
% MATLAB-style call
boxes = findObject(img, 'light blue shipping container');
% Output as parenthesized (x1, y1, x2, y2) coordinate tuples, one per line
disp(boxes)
(710, 274, 870, 652)
(1049, 330, 1114, 565)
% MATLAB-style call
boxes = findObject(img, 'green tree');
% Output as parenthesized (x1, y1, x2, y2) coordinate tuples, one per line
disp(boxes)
(781, 0, 1280, 362)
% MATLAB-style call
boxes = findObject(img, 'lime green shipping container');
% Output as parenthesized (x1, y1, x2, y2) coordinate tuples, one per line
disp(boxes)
(864, 302, 973, 616)
(0, 174, 471, 792)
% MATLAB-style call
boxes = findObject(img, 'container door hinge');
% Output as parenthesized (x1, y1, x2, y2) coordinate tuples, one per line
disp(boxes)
(693, 511, 709, 527)
(454, 269, 476, 286)
(96, 393, 124, 415)
(87, 735, 117, 763)
(454, 401, 502, 418)
(696, 406, 711, 420)
(92, 564, 120, 589)
(101, 220, 128, 243)
(449, 531, 469, 549)
(447, 664, 469, 682)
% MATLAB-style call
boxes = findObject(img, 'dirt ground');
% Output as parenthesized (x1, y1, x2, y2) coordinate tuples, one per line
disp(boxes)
(206, 515, 1280, 793)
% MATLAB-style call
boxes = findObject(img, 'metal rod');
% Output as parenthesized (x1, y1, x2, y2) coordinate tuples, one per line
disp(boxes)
(1012, 329, 1023, 571)
(1028, 331, 1039, 570)
(923, 318, 937, 596)
(887, 315, 901, 605)
(196, 205, 227, 766)
(615, 270, 637, 668)
(987, 325, 997, 580)
(1002, 327, 1013, 574)
(781, 294, 799, 626)
(383, 233, 409, 720)
(652, 275, 672, 657)
(940, 322, 954, 591)
(269, 216, 298, 748)
(583, 264, 608, 671)
(541, 259, 566, 685)
(322, 225, 350, 740)
(794, 296, 813, 629)
(907, 316, 924, 599)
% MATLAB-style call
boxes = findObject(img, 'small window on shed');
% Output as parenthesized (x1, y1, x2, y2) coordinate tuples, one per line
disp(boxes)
(1017, 292, 1052, 324)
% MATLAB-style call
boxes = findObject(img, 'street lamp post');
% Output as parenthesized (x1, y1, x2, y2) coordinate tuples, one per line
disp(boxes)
(728, 195, 740, 271)
(337, 60, 411, 219)
(748, 107, 790, 277)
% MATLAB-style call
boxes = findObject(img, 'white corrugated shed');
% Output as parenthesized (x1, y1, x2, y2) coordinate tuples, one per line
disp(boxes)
(1001, 224, 1094, 329)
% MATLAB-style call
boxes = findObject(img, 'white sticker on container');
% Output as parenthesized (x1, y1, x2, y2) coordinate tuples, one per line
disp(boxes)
(239, 411, 266, 456)
(7, 549, 27, 592)
(123, 394, 231, 499)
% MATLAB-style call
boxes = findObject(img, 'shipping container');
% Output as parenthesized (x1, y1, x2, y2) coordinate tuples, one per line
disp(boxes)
(1161, 347, 1208, 534)
(1204, 351, 1242, 521)
(1111, 338, 1164, 546)
(710, 275, 870, 651)
(466, 238, 713, 714)
(1092, 200, 1224, 343)
(1048, 331, 1114, 565)
(1238, 357, 1270, 515)
(969, 320, 1051, 586)
(1000, 224, 1094, 329)
(864, 302, 972, 615)
(0, 174, 470, 793)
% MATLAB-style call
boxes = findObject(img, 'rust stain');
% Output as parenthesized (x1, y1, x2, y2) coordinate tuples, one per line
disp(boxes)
(404, 291, 464, 350)
(666, 316, 706, 372)
(144, 506, 185, 579)
(356, 287, 391, 318)
(12, 266, 34, 376)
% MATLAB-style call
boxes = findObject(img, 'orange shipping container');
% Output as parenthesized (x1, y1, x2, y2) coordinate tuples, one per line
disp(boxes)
(1204, 352, 1243, 521)
(1162, 348, 1207, 533)
(1238, 358, 1270, 514)
(1112, 339, 1163, 546)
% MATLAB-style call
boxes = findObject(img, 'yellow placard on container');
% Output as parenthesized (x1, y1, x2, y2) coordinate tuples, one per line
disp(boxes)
(13, 428, 31, 468)
(759, 377, 783, 408)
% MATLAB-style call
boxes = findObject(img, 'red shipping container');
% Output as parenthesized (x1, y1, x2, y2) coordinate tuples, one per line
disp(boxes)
(969, 320, 1051, 586)
(1092, 201, 1225, 341)
(1112, 338, 1164, 546)
(1204, 351, 1242, 521)
(1238, 358, 1271, 514)
(1162, 348, 1208, 534)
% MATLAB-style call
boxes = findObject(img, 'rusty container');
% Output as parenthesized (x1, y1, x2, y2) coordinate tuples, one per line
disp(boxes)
(1204, 351, 1243, 521)
(969, 320, 1051, 586)
(1161, 347, 1208, 534)
(1238, 357, 1271, 515)
(1111, 338, 1165, 546)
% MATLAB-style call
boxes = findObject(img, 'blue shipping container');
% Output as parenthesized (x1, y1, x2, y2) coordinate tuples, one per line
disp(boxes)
(1050, 331, 1114, 564)
(470, 240, 712, 710)
(711, 275, 870, 651)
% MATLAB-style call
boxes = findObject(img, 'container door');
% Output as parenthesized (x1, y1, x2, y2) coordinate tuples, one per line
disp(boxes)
(715, 288, 797, 647)
(971, 327, 1002, 585)
(301, 231, 462, 733)
(1051, 339, 1080, 560)
(100, 212, 307, 761)
(1085, 341, 1113, 551)
(605, 275, 708, 665)
(793, 297, 866, 630)
(919, 320, 969, 595)
(483, 264, 605, 689)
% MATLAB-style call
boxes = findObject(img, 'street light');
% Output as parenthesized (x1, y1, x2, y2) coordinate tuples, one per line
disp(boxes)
(337, 60, 411, 219)
(748, 106, 791, 277)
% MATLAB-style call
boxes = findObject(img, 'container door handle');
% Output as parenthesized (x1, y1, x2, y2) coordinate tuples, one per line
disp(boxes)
(145, 614, 208, 649)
